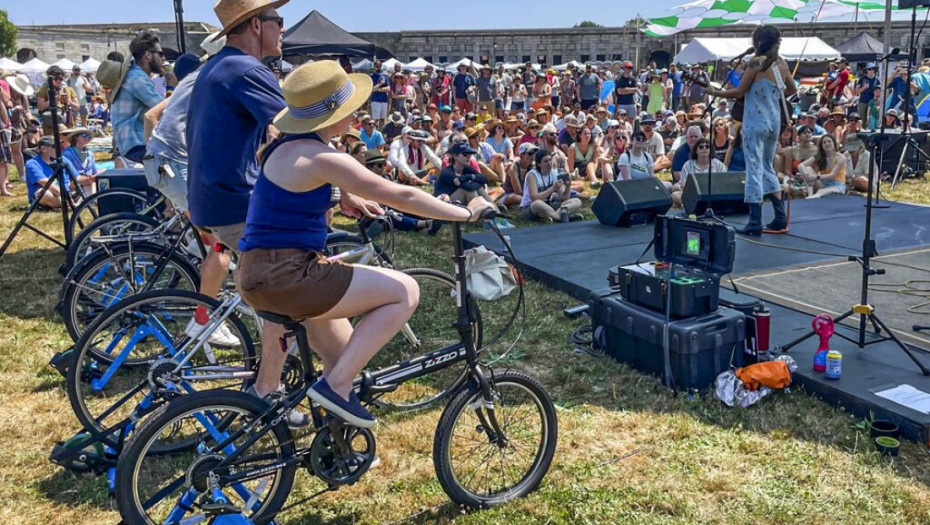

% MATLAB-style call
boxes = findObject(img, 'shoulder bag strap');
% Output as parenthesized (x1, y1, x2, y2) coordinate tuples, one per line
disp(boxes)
(770, 62, 791, 123)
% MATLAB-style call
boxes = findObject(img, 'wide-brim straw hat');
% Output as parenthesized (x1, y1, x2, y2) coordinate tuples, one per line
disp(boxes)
(97, 58, 131, 103)
(214, 0, 291, 38)
(831, 106, 846, 116)
(66, 127, 90, 142)
(274, 60, 373, 135)
(5, 75, 34, 97)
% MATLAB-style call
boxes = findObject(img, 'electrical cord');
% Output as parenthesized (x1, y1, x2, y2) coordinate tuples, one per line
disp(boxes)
(477, 217, 527, 366)
(569, 321, 604, 357)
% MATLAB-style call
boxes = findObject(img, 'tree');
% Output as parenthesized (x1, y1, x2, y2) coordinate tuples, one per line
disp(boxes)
(0, 9, 16, 58)
(625, 15, 648, 28)
(574, 21, 605, 28)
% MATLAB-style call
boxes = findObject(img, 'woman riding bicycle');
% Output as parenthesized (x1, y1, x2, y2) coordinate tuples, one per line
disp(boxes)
(235, 61, 494, 429)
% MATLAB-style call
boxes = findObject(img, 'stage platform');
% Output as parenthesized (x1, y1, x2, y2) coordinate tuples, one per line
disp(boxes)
(465, 196, 930, 444)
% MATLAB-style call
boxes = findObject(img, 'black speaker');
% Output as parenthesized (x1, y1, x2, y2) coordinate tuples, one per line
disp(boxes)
(592, 179, 673, 227)
(682, 171, 748, 216)
(876, 130, 929, 176)
(899, 0, 930, 9)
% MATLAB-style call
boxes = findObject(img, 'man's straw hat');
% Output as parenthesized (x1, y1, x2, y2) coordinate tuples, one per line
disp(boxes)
(214, 0, 290, 38)
(274, 60, 372, 134)
(97, 58, 131, 103)
(5, 75, 34, 97)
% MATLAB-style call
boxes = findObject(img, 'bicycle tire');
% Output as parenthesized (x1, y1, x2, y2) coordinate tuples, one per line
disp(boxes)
(68, 188, 157, 240)
(66, 289, 257, 443)
(368, 268, 481, 411)
(65, 212, 162, 272)
(433, 369, 557, 509)
(59, 241, 200, 343)
(115, 389, 295, 525)
(324, 234, 393, 268)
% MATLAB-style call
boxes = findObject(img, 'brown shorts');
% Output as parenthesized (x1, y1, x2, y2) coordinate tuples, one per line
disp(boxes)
(236, 248, 354, 321)
(197, 222, 246, 252)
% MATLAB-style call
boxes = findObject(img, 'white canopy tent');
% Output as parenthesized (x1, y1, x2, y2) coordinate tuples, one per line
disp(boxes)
(79, 58, 101, 73)
(352, 58, 373, 71)
(20, 58, 51, 85)
(448, 57, 475, 70)
(405, 57, 436, 72)
(52, 58, 77, 71)
(380, 58, 402, 71)
(674, 37, 840, 64)
(502, 62, 541, 71)
(552, 60, 585, 71)
(0, 57, 21, 71)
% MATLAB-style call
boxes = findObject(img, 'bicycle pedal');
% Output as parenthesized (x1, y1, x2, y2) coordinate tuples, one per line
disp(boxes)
(49, 348, 74, 377)
(201, 502, 245, 516)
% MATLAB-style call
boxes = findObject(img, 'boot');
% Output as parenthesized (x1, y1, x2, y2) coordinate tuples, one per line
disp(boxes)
(737, 203, 763, 236)
(765, 193, 787, 231)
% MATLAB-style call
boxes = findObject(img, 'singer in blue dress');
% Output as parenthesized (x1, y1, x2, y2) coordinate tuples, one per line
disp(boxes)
(707, 25, 798, 235)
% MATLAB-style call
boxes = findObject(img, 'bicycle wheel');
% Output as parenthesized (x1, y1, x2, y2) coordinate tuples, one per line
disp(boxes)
(65, 212, 162, 271)
(324, 234, 393, 267)
(115, 390, 295, 525)
(67, 289, 257, 442)
(58, 241, 200, 342)
(367, 268, 481, 411)
(433, 369, 557, 509)
(68, 188, 160, 240)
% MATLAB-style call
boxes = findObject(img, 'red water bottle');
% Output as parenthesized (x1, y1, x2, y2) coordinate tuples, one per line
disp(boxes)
(812, 314, 834, 372)
(753, 305, 770, 357)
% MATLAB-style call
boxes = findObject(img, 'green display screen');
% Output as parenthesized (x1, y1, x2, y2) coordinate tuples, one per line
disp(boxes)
(686, 232, 701, 256)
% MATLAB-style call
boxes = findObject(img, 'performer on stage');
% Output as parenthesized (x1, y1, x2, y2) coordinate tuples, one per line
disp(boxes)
(707, 25, 797, 236)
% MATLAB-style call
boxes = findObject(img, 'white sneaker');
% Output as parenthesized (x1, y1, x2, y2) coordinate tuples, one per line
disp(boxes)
(184, 318, 241, 348)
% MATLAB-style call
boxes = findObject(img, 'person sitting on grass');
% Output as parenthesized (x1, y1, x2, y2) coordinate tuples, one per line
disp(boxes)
(521, 149, 583, 223)
(671, 138, 726, 207)
(388, 127, 440, 186)
(501, 142, 536, 210)
(61, 128, 98, 195)
(842, 136, 874, 194)
(797, 134, 847, 199)
(24, 136, 67, 209)
(568, 126, 602, 188)
(616, 130, 657, 182)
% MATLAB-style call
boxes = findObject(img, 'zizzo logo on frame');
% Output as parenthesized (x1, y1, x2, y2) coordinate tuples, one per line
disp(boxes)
(423, 349, 465, 369)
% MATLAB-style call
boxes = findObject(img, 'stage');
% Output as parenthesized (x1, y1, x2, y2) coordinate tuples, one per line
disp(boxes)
(465, 196, 930, 444)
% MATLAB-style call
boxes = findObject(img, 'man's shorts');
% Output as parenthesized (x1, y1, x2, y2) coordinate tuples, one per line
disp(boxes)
(580, 99, 598, 111)
(79, 106, 89, 118)
(143, 155, 189, 213)
(236, 248, 354, 320)
(0, 129, 12, 164)
(198, 222, 246, 252)
(371, 101, 388, 121)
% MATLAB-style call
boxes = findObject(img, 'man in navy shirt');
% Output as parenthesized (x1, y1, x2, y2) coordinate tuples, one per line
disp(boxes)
(186, 0, 312, 426)
(856, 63, 881, 126)
(369, 60, 390, 127)
(452, 63, 476, 113)
(614, 61, 639, 118)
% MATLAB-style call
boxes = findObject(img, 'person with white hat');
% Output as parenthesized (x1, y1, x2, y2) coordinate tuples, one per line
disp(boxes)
(387, 125, 441, 185)
(2, 74, 32, 186)
(186, 0, 301, 422)
(235, 60, 494, 428)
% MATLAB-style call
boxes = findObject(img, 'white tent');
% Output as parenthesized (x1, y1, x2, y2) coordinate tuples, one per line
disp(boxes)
(502, 62, 541, 71)
(552, 60, 585, 71)
(449, 57, 475, 70)
(352, 58, 373, 71)
(53, 58, 77, 71)
(381, 58, 402, 71)
(79, 58, 101, 73)
(674, 37, 840, 64)
(20, 58, 51, 85)
(0, 57, 21, 71)
(281, 59, 294, 72)
(405, 57, 435, 72)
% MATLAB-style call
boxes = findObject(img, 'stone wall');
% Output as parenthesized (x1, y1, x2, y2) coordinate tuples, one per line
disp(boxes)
(15, 22, 217, 63)
(355, 20, 929, 68)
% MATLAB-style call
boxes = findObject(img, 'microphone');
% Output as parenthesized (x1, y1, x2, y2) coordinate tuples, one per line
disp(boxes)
(881, 48, 901, 61)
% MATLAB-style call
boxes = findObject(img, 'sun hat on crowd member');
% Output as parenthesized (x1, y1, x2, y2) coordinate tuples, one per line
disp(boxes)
(274, 61, 372, 134)
(519, 142, 539, 155)
(214, 0, 290, 38)
(6, 75, 34, 97)
(389, 111, 405, 125)
(407, 129, 430, 142)
(97, 58, 130, 102)
(541, 122, 558, 135)
(364, 149, 386, 165)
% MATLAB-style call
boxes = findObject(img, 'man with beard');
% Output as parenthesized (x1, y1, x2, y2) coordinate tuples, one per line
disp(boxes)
(111, 31, 165, 163)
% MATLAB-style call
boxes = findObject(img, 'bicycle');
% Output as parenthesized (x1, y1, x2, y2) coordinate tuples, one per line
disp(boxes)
(114, 211, 556, 524)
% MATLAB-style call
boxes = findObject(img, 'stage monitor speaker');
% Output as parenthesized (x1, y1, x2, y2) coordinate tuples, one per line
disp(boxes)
(876, 130, 929, 175)
(592, 179, 673, 227)
(682, 171, 748, 216)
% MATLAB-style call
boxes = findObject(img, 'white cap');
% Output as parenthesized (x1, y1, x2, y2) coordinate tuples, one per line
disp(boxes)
(541, 122, 558, 134)
(518, 143, 539, 155)
(401, 126, 413, 135)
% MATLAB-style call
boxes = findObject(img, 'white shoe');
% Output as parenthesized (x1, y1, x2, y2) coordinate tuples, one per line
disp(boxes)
(184, 318, 241, 348)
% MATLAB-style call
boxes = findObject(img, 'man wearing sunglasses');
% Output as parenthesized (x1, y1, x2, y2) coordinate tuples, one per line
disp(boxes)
(112, 31, 166, 164)
(36, 66, 80, 126)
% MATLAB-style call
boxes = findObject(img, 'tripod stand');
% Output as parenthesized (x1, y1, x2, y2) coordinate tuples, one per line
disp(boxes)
(780, 132, 929, 375)
(0, 74, 79, 262)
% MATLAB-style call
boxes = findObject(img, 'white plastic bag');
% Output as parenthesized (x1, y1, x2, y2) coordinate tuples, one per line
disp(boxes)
(464, 245, 517, 301)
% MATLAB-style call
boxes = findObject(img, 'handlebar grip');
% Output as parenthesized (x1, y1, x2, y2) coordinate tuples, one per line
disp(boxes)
(480, 208, 499, 221)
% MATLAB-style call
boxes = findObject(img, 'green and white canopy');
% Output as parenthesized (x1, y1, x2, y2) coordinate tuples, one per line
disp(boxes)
(644, 0, 904, 37)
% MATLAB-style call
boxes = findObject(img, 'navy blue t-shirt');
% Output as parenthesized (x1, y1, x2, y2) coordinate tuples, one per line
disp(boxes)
(614, 75, 637, 105)
(672, 144, 692, 178)
(186, 46, 285, 227)
(452, 73, 475, 99)
(370, 72, 388, 103)
(857, 75, 880, 104)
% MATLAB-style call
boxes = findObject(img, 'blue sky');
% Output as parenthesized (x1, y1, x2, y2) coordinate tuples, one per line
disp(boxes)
(5, 0, 906, 31)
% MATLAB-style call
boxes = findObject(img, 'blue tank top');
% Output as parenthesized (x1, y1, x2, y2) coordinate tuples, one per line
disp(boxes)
(238, 133, 337, 253)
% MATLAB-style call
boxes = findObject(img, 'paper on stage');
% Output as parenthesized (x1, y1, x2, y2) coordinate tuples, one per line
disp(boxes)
(874, 384, 930, 414)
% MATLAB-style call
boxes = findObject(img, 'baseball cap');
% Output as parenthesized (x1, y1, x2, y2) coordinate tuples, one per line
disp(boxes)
(38, 136, 56, 148)
(541, 122, 558, 134)
(847, 112, 861, 121)
(641, 115, 656, 124)
(440, 105, 453, 113)
(623, 61, 633, 68)
(401, 126, 413, 135)
(448, 142, 477, 156)
(452, 120, 466, 130)
(519, 143, 539, 156)
(617, 108, 628, 115)
(408, 129, 430, 141)
(607, 119, 620, 128)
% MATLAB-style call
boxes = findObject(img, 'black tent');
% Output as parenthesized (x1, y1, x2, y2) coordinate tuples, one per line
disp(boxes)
(282, 10, 393, 59)
(835, 31, 884, 63)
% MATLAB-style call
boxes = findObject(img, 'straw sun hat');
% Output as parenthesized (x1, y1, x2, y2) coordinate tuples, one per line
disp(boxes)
(97, 58, 131, 102)
(214, 0, 290, 38)
(274, 60, 372, 134)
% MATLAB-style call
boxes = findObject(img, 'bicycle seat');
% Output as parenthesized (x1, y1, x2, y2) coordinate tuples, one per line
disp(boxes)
(254, 310, 305, 328)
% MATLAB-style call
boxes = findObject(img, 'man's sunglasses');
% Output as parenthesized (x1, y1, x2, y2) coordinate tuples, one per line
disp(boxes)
(77, 133, 92, 139)
(371, 162, 386, 168)
(258, 15, 285, 28)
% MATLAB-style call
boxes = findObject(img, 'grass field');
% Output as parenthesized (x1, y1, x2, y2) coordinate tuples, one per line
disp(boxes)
(1, 169, 930, 525)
